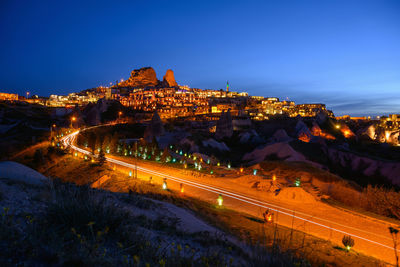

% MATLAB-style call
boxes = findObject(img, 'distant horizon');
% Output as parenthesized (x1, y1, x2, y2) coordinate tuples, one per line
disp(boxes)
(0, 66, 396, 118)
(1, 1, 399, 117)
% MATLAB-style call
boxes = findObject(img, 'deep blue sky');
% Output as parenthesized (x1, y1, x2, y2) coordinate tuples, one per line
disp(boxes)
(1, 0, 399, 116)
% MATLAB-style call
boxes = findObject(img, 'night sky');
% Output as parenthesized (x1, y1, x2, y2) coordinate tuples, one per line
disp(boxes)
(1, 0, 399, 116)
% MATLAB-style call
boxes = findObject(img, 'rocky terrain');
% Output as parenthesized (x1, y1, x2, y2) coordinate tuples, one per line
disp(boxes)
(117, 67, 179, 88)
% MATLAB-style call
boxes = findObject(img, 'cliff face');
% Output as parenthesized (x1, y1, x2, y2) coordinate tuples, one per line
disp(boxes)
(119, 67, 158, 88)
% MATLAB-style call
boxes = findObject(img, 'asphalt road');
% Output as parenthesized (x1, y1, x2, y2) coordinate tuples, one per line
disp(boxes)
(62, 128, 399, 265)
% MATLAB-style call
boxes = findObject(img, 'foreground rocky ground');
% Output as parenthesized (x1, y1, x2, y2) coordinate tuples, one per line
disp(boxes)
(0, 161, 301, 266)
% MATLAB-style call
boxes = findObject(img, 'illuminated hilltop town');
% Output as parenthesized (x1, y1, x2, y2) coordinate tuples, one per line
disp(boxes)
(1, 67, 399, 144)
(2, 67, 332, 119)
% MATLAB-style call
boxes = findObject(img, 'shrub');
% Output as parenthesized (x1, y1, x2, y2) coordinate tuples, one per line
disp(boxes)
(46, 181, 127, 236)
(342, 235, 354, 251)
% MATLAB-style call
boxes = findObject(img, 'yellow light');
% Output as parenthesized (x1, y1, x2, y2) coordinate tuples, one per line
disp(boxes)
(346, 246, 351, 251)
(335, 124, 340, 129)
(180, 184, 184, 193)
(217, 194, 223, 206)
(72, 117, 76, 121)
(272, 174, 276, 182)
(240, 167, 244, 173)
(74, 152, 77, 157)
(91, 158, 95, 163)
(162, 181, 167, 190)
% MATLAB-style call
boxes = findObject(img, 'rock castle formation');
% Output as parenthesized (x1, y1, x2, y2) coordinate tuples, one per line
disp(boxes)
(117, 67, 178, 88)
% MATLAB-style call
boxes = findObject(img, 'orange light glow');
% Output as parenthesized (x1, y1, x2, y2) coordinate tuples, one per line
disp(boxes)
(272, 174, 277, 182)
(298, 132, 311, 143)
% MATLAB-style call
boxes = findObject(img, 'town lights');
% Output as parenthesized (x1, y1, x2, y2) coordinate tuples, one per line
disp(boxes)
(129, 170, 132, 177)
(180, 183, 184, 193)
(272, 174, 277, 182)
(74, 152, 78, 157)
(227, 163, 231, 169)
(294, 178, 301, 187)
(217, 194, 223, 206)
(239, 167, 244, 173)
(335, 124, 340, 129)
(253, 169, 257, 175)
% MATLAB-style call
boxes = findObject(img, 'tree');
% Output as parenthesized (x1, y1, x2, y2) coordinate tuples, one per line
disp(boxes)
(95, 135, 103, 153)
(109, 132, 119, 153)
(342, 235, 354, 252)
(98, 149, 106, 166)
(103, 134, 112, 153)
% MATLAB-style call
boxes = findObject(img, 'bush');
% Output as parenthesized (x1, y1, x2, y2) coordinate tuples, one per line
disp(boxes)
(46, 181, 127, 236)
(342, 235, 354, 251)
(363, 185, 400, 219)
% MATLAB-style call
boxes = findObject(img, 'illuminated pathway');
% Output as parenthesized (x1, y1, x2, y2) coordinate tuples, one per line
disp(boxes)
(62, 127, 399, 265)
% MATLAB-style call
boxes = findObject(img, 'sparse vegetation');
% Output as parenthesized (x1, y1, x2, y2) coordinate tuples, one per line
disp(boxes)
(342, 235, 355, 252)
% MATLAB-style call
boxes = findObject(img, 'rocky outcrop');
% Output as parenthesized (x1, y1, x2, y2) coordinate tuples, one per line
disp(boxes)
(162, 69, 178, 87)
(357, 124, 376, 140)
(295, 120, 312, 142)
(322, 147, 400, 185)
(243, 142, 322, 168)
(144, 111, 165, 142)
(119, 67, 158, 88)
(215, 110, 233, 139)
(268, 129, 292, 143)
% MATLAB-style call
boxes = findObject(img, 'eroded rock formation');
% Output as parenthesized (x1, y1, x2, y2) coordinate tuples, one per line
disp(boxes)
(144, 111, 165, 142)
(163, 69, 178, 87)
(119, 67, 158, 88)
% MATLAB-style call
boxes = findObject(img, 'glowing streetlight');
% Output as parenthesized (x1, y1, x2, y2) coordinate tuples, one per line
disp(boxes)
(217, 194, 223, 207)
(335, 124, 340, 129)
(272, 174, 277, 182)
(180, 183, 184, 193)
(253, 169, 258, 175)
(129, 170, 132, 177)
(162, 179, 168, 190)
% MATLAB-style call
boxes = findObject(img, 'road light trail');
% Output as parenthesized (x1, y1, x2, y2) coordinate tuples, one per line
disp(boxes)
(61, 128, 400, 256)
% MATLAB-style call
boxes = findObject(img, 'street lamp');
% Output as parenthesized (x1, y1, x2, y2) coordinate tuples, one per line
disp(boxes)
(70, 116, 76, 128)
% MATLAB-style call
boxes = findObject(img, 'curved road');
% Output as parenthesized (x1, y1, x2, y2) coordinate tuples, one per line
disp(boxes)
(62, 126, 399, 265)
